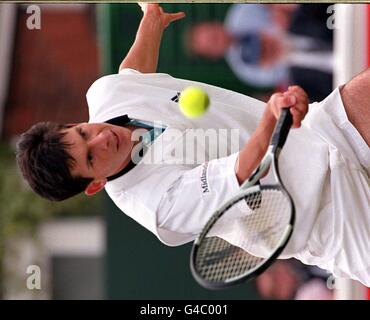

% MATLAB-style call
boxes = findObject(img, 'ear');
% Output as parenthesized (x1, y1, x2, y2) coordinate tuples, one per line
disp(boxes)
(84, 179, 107, 196)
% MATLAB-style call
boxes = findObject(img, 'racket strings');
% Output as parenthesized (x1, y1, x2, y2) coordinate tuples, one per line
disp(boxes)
(195, 188, 291, 282)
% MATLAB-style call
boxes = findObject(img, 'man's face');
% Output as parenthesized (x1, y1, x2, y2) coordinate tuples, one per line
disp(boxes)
(259, 32, 284, 67)
(190, 22, 231, 60)
(256, 261, 298, 299)
(61, 123, 134, 181)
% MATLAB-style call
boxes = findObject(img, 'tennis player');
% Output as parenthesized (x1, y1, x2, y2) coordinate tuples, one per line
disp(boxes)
(16, 4, 370, 286)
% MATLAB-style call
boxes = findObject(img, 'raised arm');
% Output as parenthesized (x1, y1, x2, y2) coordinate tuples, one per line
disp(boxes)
(235, 86, 309, 184)
(119, 3, 185, 73)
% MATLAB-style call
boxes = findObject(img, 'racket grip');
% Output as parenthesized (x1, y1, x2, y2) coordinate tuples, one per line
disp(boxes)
(271, 108, 293, 152)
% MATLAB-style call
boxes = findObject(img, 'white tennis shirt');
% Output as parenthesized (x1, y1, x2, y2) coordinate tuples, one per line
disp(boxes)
(86, 68, 370, 286)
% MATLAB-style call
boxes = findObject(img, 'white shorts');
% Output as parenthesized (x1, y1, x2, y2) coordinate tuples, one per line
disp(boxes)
(296, 87, 370, 286)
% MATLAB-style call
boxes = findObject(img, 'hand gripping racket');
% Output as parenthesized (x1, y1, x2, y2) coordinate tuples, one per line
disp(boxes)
(190, 108, 295, 290)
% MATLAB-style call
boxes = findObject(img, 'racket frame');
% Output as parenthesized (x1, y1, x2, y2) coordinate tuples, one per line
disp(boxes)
(190, 108, 296, 289)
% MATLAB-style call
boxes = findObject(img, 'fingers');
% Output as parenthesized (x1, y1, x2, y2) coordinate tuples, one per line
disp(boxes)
(287, 85, 307, 97)
(286, 86, 309, 128)
(268, 92, 295, 119)
(267, 85, 309, 128)
(138, 2, 150, 12)
(162, 12, 185, 28)
(139, 3, 185, 28)
(290, 108, 303, 128)
(167, 11, 186, 23)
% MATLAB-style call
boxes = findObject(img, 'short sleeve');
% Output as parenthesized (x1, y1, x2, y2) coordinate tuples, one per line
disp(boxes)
(118, 68, 142, 75)
(157, 152, 241, 237)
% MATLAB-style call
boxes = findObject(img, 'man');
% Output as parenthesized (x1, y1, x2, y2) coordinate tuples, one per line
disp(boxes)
(16, 4, 370, 286)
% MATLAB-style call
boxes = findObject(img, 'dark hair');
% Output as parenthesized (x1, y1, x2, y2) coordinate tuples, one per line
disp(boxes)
(16, 122, 93, 201)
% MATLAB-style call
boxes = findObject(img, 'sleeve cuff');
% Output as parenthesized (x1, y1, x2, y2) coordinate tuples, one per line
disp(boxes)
(118, 68, 142, 75)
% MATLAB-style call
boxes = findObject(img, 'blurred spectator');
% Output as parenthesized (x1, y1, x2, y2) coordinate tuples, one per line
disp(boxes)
(256, 260, 334, 300)
(187, 4, 333, 102)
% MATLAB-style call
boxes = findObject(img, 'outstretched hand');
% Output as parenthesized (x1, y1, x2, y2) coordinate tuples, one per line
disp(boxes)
(267, 86, 309, 128)
(138, 3, 185, 28)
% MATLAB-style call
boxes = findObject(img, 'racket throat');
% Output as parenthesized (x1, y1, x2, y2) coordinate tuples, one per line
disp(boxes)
(272, 145, 283, 157)
(243, 148, 273, 189)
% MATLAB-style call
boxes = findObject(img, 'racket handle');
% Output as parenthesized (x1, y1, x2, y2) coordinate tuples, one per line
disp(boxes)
(271, 108, 293, 153)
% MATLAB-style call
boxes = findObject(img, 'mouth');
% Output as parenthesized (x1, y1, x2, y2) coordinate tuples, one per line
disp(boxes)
(111, 129, 119, 151)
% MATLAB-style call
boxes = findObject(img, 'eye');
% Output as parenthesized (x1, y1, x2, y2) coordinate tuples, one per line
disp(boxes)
(79, 128, 87, 139)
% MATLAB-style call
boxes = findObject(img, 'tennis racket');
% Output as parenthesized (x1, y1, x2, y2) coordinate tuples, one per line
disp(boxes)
(190, 108, 295, 290)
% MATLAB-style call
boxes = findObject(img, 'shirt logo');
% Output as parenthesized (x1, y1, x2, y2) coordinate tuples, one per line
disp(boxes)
(200, 162, 210, 194)
(171, 92, 181, 103)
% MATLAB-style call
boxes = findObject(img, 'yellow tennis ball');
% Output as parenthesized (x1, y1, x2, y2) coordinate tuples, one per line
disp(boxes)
(179, 87, 210, 118)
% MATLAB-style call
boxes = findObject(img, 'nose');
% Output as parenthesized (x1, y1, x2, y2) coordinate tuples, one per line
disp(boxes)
(88, 130, 111, 151)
